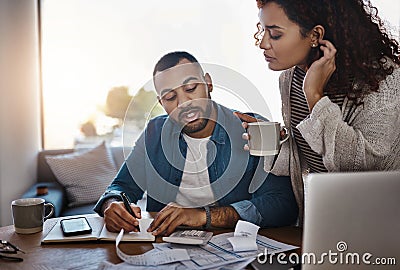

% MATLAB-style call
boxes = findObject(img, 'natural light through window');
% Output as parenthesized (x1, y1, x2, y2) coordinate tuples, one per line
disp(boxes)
(41, 0, 399, 149)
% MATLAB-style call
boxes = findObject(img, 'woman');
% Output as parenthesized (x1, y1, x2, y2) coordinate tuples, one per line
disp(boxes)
(237, 0, 400, 222)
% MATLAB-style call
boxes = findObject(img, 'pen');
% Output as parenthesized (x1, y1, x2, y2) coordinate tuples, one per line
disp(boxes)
(120, 192, 140, 232)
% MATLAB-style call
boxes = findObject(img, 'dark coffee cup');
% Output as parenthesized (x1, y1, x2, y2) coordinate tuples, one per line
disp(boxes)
(11, 198, 54, 234)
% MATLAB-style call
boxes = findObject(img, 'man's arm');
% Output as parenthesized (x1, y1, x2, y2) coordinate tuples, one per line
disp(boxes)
(94, 130, 148, 216)
(93, 161, 145, 216)
(236, 173, 298, 227)
(209, 206, 241, 228)
(147, 203, 241, 236)
(93, 131, 148, 233)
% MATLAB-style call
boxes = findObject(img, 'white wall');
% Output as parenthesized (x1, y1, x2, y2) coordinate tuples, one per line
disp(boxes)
(0, 0, 41, 226)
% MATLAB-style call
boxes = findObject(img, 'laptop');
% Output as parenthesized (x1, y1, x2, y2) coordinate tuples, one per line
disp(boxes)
(302, 171, 400, 269)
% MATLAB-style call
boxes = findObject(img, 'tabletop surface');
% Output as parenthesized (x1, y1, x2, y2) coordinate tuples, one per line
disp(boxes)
(0, 213, 302, 270)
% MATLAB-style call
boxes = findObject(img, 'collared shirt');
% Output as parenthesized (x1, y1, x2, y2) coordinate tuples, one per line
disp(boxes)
(94, 102, 298, 227)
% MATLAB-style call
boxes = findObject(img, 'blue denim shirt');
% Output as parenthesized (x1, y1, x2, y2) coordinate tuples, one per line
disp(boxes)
(94, 103, 298, 227)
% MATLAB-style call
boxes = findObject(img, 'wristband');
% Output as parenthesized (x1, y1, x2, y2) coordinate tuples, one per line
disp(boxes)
(204, 206, 211, 229)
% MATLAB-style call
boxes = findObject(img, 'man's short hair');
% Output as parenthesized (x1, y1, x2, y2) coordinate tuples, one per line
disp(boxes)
(153, 51, 199, 76)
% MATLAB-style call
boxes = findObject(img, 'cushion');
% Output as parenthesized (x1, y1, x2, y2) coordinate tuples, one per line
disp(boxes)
(45, 141, 117, 207)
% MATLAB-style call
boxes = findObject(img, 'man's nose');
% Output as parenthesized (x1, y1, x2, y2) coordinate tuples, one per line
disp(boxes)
(177, 94, 191, 108)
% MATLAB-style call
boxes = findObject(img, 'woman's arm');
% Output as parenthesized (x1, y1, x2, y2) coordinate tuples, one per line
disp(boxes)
(297, 70, 400, 171)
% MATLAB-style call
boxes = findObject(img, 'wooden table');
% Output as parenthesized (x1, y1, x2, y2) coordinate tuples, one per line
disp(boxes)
(0, 213, 302, 270)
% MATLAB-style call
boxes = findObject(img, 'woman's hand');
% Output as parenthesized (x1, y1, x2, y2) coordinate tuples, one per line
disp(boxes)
(303, 39, 337, 112)
(234, 112, 287, 152)
(233, 112, 260, 151)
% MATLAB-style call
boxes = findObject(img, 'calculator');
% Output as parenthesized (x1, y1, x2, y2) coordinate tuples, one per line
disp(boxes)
(162, 230, 213, 245)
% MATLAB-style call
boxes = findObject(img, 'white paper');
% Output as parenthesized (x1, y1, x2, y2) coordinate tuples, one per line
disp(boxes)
(108, 221, 297, 269)
(227, 236, 258, 252)
(97, 259, 252, 270)
(177, 232, 298, 269)
(100, 218, 155, 241)
(211, 232, 298, 256)
(115, 229, 190, 266)
(234, 220, 260, 238)
(97, 261, 181, 270)
(108, 230, 298, 270)
(227, 220, 260, 252)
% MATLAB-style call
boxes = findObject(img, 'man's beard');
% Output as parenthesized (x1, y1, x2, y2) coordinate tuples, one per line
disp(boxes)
(180, 101, 213, 134)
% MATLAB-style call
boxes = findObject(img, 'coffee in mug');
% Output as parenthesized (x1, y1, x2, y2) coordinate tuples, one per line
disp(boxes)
(11, 198, 54, 234)
(247, 122, 289, 156)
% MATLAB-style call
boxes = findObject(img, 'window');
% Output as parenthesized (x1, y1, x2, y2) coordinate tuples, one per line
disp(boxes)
(40, 0, 399, 149)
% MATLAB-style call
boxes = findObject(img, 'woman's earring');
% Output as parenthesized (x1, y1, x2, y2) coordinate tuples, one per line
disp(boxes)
(311, 43, 318, 47)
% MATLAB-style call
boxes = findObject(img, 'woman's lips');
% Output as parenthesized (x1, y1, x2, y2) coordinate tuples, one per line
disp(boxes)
(264, 54, 275, 62)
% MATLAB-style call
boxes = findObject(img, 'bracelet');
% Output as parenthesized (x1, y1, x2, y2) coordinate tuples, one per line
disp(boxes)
(203, 206, 211, 229)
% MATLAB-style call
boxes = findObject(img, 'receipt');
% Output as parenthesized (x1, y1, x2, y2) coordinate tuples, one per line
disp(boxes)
(234, 220, 260, 238)
(228, 220, 260, 252)
(115, 229, 190, 266)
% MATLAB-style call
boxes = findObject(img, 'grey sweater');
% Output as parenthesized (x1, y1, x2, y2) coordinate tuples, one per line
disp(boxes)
(265, 66, 400, 222)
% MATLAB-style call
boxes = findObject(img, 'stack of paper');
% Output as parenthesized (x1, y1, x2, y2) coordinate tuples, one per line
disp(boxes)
(105, 221, 298, 270)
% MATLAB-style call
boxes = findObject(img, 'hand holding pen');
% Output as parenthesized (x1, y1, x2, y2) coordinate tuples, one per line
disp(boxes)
(120, 192, 141, 232)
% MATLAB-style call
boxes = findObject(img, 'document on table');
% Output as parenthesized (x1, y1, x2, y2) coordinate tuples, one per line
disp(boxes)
(98, 257, 255, 270)
(103, 221, 298, 270)
(98, 260, 181, 270)
(154, 233, 298, 270)
(115, 229, 190, 266)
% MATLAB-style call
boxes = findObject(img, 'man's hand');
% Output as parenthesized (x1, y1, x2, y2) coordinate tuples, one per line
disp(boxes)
(147, 203, 206, 236)
(103, 201, 142, 233)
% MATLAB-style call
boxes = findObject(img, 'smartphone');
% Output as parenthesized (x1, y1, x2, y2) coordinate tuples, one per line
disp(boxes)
(60, 217, 92, 237)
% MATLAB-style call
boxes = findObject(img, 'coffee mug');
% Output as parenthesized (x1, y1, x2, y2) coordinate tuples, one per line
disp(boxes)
(11, 198, 54, 234)
(247, 122, 289, 156)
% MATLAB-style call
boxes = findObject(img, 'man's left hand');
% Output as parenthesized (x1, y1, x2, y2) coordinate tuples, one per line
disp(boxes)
(147, 203, 206, 236)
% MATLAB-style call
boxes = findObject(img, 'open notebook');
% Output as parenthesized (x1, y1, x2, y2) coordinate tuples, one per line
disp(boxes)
(42, 215, 155, 243)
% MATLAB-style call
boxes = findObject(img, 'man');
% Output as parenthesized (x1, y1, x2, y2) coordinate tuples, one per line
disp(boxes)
(94, 51, 298, 236)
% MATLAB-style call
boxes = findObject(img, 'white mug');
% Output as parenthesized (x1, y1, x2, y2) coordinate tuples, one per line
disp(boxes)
(247, 122, 289, 156)
(11, 198, 54, 234)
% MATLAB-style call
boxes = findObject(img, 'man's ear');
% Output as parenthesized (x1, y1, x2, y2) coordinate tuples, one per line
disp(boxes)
(204, 73, 213, 93)
(310, 25, 325, 44)
(157, 95, 162, 106)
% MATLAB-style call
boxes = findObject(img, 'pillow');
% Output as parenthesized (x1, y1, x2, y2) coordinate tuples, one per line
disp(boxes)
(45, 141, 117, 207)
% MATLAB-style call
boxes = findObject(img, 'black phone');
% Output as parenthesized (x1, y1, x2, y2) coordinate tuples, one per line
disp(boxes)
(60, 217, 92, 237)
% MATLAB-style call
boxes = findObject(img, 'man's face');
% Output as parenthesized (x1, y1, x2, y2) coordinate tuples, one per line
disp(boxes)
(154, 59, 214, 137)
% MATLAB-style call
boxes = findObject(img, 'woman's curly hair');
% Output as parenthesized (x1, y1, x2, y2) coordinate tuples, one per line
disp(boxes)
(255, 0, 400, 100)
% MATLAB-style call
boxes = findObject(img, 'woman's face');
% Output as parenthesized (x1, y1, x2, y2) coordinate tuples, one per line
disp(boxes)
(258, 2, 313, 71)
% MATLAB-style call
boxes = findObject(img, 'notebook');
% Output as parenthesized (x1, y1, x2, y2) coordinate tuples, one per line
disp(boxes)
(42, 215, 155, 243)
(302, 171, 400, 269)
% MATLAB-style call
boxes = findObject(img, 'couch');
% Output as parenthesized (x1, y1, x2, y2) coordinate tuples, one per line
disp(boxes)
(21, 146, 125, 217)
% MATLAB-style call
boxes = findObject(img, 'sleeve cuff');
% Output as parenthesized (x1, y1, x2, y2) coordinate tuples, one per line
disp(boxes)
(296, 96, 341, 154)
(93, 191, 122, 216)
(298, 96, 332, 127)
(230, 200, 263, 225)
(310, 96, 333, 116)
